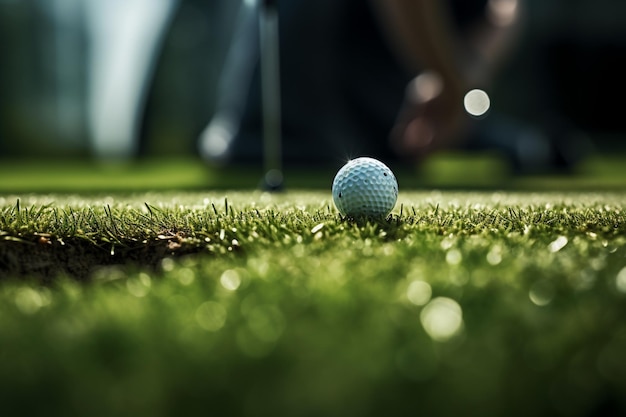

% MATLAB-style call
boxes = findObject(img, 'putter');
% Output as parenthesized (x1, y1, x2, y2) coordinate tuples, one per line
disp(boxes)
(259, 0, 284, 190)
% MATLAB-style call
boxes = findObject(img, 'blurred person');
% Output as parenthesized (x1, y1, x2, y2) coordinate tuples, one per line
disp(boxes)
(199, 0, 585, 173)
(376, 0, 524, 161)
(85, 0, 178, 158)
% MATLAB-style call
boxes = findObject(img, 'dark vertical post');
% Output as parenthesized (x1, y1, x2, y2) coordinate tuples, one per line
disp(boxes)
(259, 0, 283, 190)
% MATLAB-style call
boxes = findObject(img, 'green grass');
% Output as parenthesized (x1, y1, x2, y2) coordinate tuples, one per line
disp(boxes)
(1, 189, 626, 417)
(2, 152, 626, 193)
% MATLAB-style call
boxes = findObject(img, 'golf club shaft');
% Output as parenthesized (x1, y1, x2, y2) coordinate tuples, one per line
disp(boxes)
(259, 0, 282, 175)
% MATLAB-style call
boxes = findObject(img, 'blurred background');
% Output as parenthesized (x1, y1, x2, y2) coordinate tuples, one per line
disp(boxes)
(0, 0, 625, 161)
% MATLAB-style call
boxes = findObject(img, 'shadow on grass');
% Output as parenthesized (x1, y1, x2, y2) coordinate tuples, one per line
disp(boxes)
(0, 236, 208, 283)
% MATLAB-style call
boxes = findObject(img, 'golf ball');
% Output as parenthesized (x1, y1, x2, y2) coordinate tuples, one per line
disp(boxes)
(332, 157, 398, 218)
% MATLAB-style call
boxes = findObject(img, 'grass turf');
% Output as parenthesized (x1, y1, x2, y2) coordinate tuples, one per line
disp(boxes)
(1, 153, 626, 192)
(1, 189, 626, 417)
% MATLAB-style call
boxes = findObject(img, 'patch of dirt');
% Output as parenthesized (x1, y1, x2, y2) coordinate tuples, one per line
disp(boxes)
(0, 238, 205, 283)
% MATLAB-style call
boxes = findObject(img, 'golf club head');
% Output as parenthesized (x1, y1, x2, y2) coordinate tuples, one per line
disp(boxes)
(259, 168, 284, 191)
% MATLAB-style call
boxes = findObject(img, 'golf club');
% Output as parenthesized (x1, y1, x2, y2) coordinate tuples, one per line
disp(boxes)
(259, 0, 284, 191)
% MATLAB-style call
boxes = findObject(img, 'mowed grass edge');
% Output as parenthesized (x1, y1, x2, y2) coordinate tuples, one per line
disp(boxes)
(1, 190, 626, 417)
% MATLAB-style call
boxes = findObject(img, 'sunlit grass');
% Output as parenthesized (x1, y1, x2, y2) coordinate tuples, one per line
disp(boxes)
(2, 153, 626, 193)
(1, 190, 626, 416)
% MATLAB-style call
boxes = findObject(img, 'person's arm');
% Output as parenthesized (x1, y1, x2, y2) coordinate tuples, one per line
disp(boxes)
(372, 0, 523, 88)
(370, 0, 524, 156)
(371, 0, 467, 91)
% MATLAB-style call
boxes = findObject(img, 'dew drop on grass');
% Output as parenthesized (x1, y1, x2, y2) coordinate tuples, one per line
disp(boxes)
(220, 269, 241, 291)
(590, 255, 606, 271)
(420, 297, 463, 342)
(310, 223, 325, 234)
(446, 249, 462, 265)
(126, 274, 151, 298)
(161, 257, 176, 272)
(139, 272, 151, 287)
(407, 280, 432, 306)
(440, 235, 455, 250)
(529, 281, 555, 306)
(616, 267, 626, 293)
(486, 245, 503, 265)
(177, 267, 195, 286)
(196, 301, 227, 332)
(548, 236, 568, 253)
(248, 258, 270, 277)
(14, 288, 45, 315)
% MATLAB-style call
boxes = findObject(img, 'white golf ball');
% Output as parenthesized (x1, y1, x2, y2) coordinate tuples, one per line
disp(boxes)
(332, 157, 398, 218)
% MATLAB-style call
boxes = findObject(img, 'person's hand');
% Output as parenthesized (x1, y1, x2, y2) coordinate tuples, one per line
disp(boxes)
(390, 71, 469, 161)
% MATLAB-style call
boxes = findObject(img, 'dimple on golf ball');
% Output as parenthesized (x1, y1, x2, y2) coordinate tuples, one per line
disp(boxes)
(332, 157, 398, 218)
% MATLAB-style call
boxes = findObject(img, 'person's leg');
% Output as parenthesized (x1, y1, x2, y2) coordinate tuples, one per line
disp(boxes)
(85, 0, 178, 159)
(227, 0, 414, 166)
(198, 0, 260, 164)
